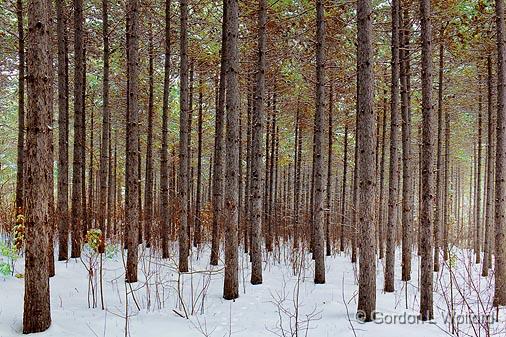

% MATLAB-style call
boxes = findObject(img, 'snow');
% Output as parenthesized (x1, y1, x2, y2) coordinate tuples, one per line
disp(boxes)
(0, 243, 503, 337)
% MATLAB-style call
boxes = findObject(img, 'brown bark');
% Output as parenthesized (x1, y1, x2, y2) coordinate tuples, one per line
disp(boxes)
(15, 0, 25, 212)
(160, 0, 171, 259)
(211, 0, 227, 266)
(483, 56, 494, 277)
(250, 0, 266, 286)
(420, 0, 434, 320)
(400, 2, 413, 282)
(144, 21, 155, 248)
(356, 0, 376, 320)
(125, 0, 140, 282)
(313, 0, 326, 284)
(495, 0, 506, 306)
(71, 0, 85, 258)
(56, 0, 69, 261)
(385, 0, 400, 293)
(23, 0, 52, 331)
(179, 0, 190, 272)
(223, 0, 240, 300)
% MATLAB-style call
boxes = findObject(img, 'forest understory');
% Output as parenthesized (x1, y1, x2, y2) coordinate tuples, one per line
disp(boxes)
(1, 240, 503, 337)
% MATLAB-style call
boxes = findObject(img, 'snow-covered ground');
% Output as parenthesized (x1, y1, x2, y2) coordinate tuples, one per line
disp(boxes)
(0, 243, 504, 337)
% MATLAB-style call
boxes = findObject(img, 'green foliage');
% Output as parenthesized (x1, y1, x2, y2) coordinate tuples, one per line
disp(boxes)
(85, 228, 103, 252)
(105, 244, 119, 259)
(0, 262, 11, 277)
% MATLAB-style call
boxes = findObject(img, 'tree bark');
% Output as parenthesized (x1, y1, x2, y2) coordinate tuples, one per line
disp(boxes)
(420, 0, 434, 320)
(494, 0, 506, 307)
(385, 0, 400, 293)
(56, 0, 69, 261)
(356, 0, 376, 321)
(223, 0, 240, 300)
(211, 0, 228, 266)
(312, 0, 326, 284)
(125, 0, 140, 282)
(179, 0, 190, 272)
(160, 0, 171, 259)
(71, 0, 85, 258)
(250, 0, 266, 286)
(23, 0, 52, 331)
(15, 0, 25, 213)
(98, 0, 110, 254)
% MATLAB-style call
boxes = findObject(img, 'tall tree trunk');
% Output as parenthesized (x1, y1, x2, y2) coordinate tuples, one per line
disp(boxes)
(97, 0, 110, 254)
(223, 0, 240, 300)
(494, 0, 506, 307)
(356, 0, 376, 320)
(340, 114, 349, 252)
(385, 0, 400, 293)
(400, 1, 412, 282)
(194, 72, 203, 247)
(144, 20, 155, 248)
(15, 0, 25, 213)
(476, 70, 483, 264)
(312, 0, 326, 284)
(378, 84, 388, 259)
(211, 0, 228, 266)
(23, 0, 52, 331)
(160, 0, 171, 259)
(434, 34, 444, 272)
(250, 1, 266, 280)
(420, 0, 434, 320)
(71, 0, 85, 258)
(57, 0, 69, 261)
(326, 80, 333, 257)
(179, 0, 190, 272)
(125, 0, 140, 282)
(483, 56, 494, 277)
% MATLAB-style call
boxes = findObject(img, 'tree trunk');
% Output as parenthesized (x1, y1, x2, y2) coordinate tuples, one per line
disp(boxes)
(385, 0, 400, 293)
(97, 0, 110, 254)
(211, 0, 228, 266)
(483, 56, 494, 277)
(400, 1, 413, 282)
(356, 0, 376, 320)
(56, 0, 69, 261)
(419, 0, 434, 320)
(312, 0, 326, 284)
(494, 0, 506, 307)
(326, 80, 333, 257)
(160, 0, 171, 259)
(250, 0, 266, 284)
(223, 0, 240, 300)
(71, 0, 85, 258)
(15, 0, 25, 213)
(125, 0, 140, 282)
(144, 20, 155, 248)
(23, 0, 52, 331)
(194, 72, 203, 247)
(179, 0, 190, 272)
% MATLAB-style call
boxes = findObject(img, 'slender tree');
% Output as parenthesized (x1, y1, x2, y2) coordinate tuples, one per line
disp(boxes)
(98, 0, 110, 254)
(356, 0, 376, 321)
(223, 0, 240, 300)
(23, 0, 53, 331)
(494, 0, 506, 307)
(56, 0, 70, 261)
(179, 0, 190, 272)
(160, 0, 171, 259)
(125, 0, 140, 282)
(385, 0, 400, 292)
(313, 0, 326, 284)
(250, 0, 266, 285)
(211, 0, 228, 266)
(15, 0, 25, 213)
(420, 0, 434, 320)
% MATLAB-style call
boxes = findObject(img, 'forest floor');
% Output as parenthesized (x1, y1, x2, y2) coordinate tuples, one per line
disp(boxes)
(0, 242, 504, 337)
